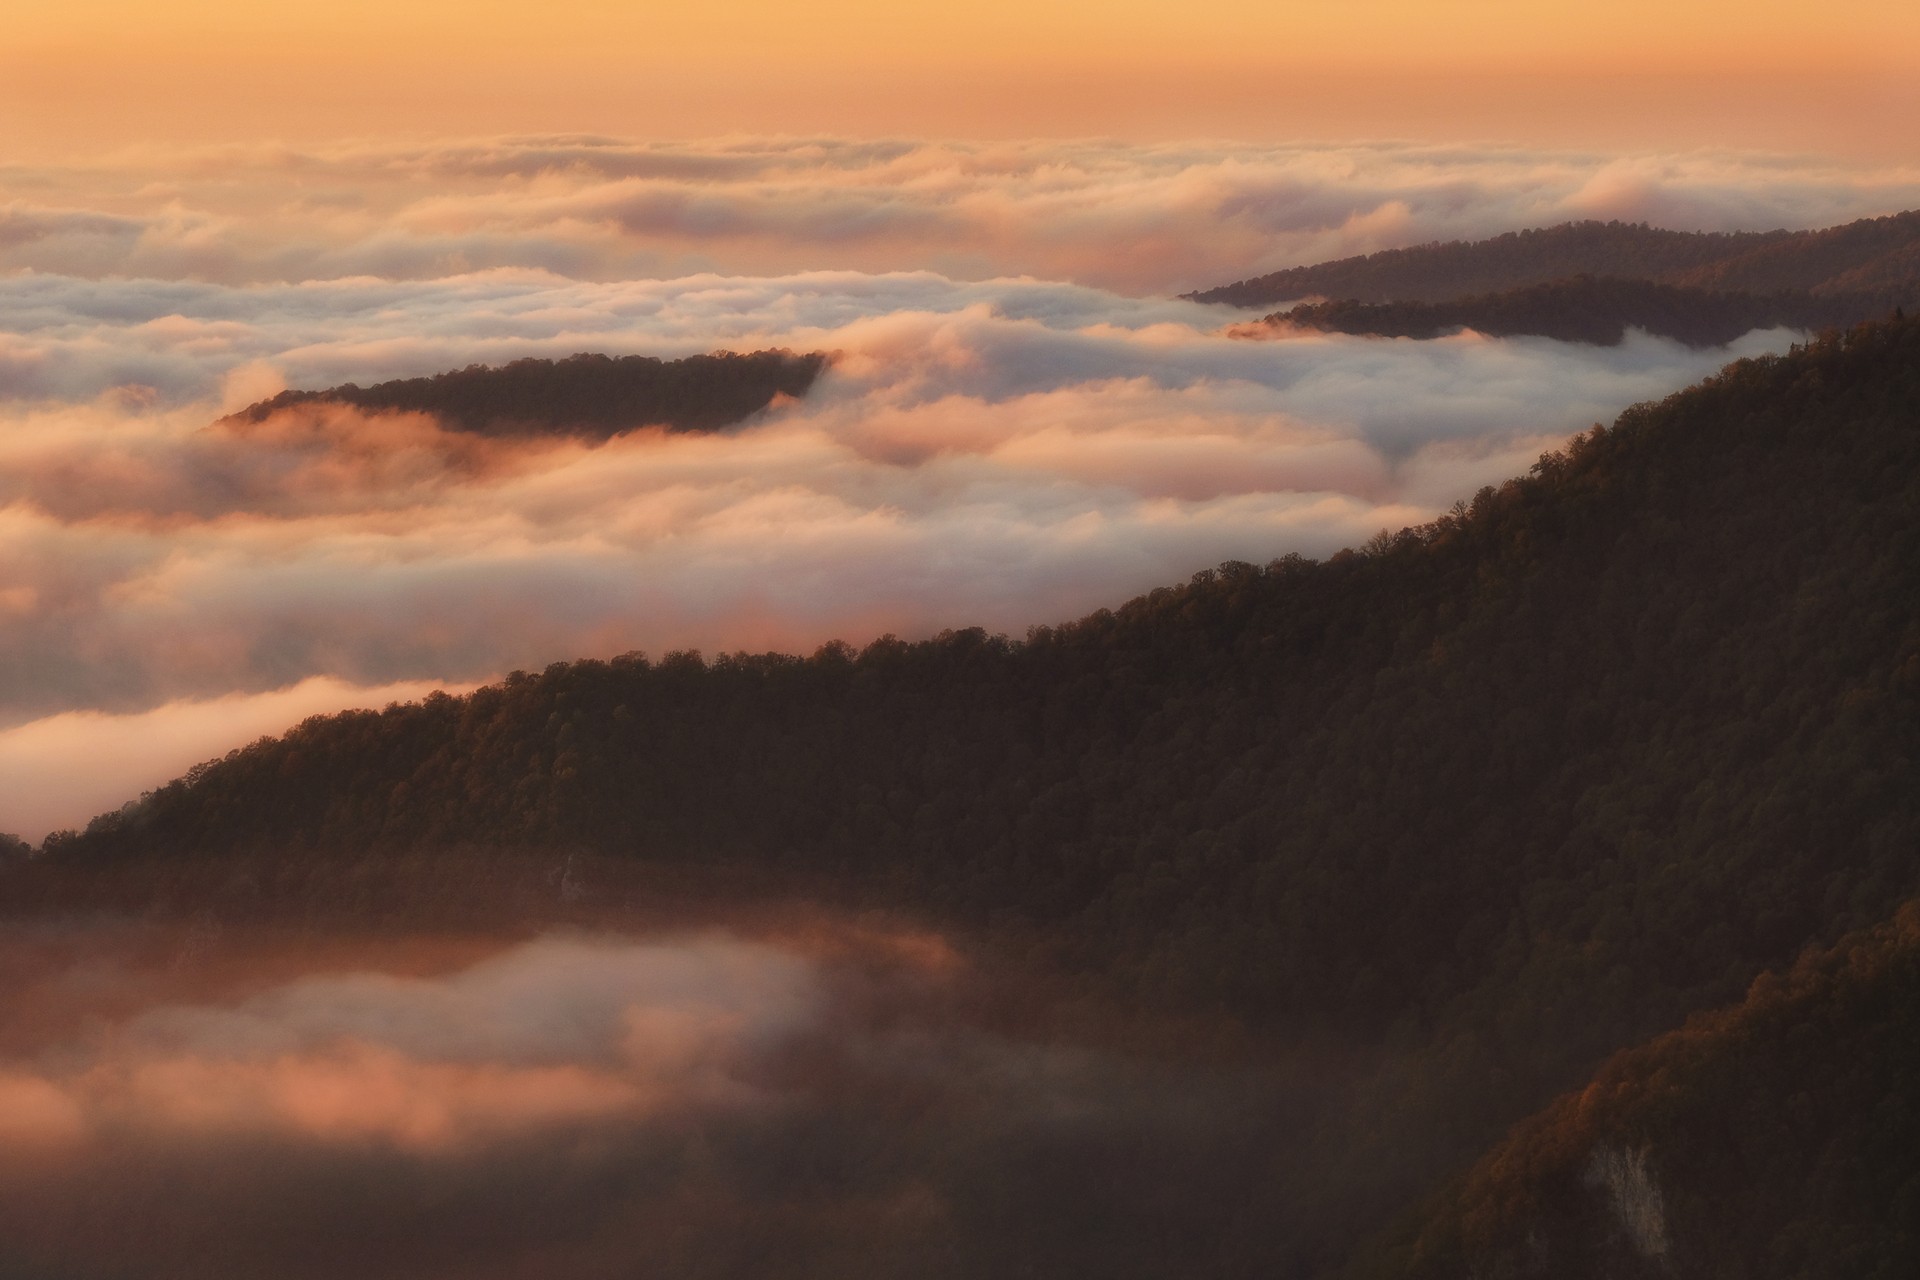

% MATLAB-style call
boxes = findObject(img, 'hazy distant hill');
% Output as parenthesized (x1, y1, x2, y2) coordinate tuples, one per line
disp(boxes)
(32, 318, 1920, 1276)
(1681, 209, 1920, 297)
(1188, 212, 1920, 308)
(220, 349, 828, 439)
(1367, 903, 1920, 1280)
(1264, 276, 1882, 347)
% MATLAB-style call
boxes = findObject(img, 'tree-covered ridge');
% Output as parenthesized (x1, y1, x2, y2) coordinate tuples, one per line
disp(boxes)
(1370, 902, 1920, 1280)
(1261, 276, 1885, 347)
(1681, 209, 1920, 298)
(219, 349, 829, 439)
(1187, 212, 1920, 309)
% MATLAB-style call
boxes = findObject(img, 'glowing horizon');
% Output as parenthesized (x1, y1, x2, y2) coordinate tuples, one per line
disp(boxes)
(2, 1, 1916, 158)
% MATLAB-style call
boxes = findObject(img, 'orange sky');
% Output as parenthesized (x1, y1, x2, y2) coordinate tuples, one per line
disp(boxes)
(2, 1, 1916, 156)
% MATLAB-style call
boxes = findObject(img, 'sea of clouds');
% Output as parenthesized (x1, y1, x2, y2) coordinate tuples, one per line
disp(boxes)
(3, 136, 1916, 838)
(8, 136, 1920, 293)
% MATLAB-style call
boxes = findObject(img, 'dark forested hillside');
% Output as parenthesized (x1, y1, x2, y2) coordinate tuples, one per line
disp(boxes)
(30, 317, 1920, 1276)
(220, 349, 828, 439)
(1263, 276, 1881, 347)
(1188, 212, 1920, 309)
(1680, 209, 1920, 298)
(1189, 221, 1778, 306)
(1368, 902, 1920, 1280)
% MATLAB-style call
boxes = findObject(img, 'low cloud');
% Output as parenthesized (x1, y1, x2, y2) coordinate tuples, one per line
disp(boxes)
(0, 268, 1799, 842)
(0, 277, 1777, 741)
(0, 920, 1311, 1280)
(0, 677, 472, 844)
(2, 138, 1917, 294)
(0, 134, 1877, 833)
(1, 934, 816, 1151)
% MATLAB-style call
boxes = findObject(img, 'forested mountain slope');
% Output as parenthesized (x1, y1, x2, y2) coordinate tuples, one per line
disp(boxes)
(1366, 903, 1920, 1280)
(1681, 209, 1920, 298)
(51, 318, 1920, 1071)
(1189, 212, 1920, 309)
(220, 349, 828, 439)
(1261, 276, 1881, 347)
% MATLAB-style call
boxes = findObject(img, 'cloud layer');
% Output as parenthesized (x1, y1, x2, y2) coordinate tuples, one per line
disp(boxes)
(0, 919, 1307, 1280)
(0, 933, 817, 1152)
(0, 269, 1798, 838)
(0, 273, 1788, 738)
(5, 137, 1919, 295)
(4, 135, 1897, 835)
(0, 677, 474, 845)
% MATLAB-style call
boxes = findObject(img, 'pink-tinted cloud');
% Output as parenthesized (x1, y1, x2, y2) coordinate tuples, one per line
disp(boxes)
(0, 917, 1310, 1280)
(0, 266, 1799, 842)
(0, 677, 472, 844)
(1, 138, 1916, 294)
(1, 136, 1882, 836)
(1, 935, 816, 1152)
(0, 289, 1766, 731)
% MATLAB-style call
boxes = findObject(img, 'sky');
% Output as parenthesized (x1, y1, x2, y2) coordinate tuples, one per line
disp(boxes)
(2, 4, 1918, 836)
(1, 1, 1917, 156)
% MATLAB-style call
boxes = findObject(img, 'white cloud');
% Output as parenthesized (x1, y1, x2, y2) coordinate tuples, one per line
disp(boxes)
(0, 134, 1878, 833)
(0, 677, 473, 843)
(0, 272, 1781, 767)
(1, 137, 1915, 294)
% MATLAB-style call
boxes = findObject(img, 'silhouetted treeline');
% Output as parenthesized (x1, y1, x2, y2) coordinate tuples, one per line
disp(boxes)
(1189, 212, 1920, 309)
(220, 349, 829, 439)
(1685, 209, 1920, 297)
(33, 317, 1920, 1275)
(1265, 276, 1884, 347)
(1368, 901, 1920, 1280)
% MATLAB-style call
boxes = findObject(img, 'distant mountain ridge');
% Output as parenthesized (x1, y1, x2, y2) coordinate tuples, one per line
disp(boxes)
(1262, 276, 1885, 347)
(1188, 212, 1920, 309)
(220, 349, 828, 439)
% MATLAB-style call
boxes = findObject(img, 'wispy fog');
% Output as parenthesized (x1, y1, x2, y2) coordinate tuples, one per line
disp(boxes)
(0, 934, 818, 1151)
(0, 914, 1317, 1280)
